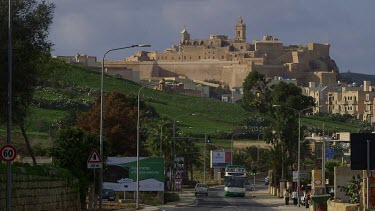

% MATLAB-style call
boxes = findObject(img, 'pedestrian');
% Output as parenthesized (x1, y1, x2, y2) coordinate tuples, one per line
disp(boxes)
(284, 190, 290, 206)
(292, 190, 298, 205)
(305, 194, 310, 208)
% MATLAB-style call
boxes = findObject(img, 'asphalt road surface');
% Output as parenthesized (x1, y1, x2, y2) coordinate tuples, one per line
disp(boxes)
(157, 179, 305, 211)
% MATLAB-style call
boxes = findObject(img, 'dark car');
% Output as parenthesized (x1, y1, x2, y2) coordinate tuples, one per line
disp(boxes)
(102, 189, 116, 201)
(264, 177, 269, 185)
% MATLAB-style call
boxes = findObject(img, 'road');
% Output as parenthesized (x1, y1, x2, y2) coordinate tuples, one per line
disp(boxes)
(156, 179, 308, 211)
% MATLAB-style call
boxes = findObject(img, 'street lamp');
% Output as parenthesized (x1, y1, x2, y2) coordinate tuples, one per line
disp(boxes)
(160, 121, 172, 157)
(136, 82, 159, 209)
(257, 133, 263, 161)
(171, 113, 195, 192)
(100, 44, 150, 211)
(273, 104, 315, 207)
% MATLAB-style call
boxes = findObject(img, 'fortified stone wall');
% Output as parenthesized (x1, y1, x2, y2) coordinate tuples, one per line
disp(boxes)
(222, 64, 252, 88)
(118, 60, 243, 86)
(308, 43, 330, 57)
(156, 61, 238, 84)
(0, 174, 80, 211)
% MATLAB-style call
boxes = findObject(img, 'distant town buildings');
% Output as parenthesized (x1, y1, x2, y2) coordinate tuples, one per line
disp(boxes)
(303, 80, 375, 123)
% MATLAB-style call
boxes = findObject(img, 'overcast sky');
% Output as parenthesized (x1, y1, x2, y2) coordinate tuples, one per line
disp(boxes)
(48, 0, 375, 75)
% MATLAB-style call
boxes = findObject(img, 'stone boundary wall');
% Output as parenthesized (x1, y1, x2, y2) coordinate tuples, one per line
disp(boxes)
(0, 174, 80, 211)
(327, 200, 359, 211)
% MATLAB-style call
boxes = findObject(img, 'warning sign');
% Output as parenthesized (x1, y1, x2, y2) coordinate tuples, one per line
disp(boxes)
(175, 171, 182, 179)
(87, 149, 102, 168)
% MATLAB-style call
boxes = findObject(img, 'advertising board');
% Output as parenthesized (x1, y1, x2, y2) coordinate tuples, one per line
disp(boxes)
(210, 150, 232, 168)
(103, 157, 164, 191)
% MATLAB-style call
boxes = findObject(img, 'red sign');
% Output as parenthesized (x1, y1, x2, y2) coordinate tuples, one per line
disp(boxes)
(87, 149, 102, 163)
(0, 145, 17, 162)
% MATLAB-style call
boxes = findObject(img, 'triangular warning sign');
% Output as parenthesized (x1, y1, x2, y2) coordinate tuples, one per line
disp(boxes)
(87, 149, 102, 163)
(175, 171, 181, 179)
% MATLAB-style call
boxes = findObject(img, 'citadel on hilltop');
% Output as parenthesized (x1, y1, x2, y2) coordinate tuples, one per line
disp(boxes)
(123, 16, 338, 88)
(54, 17, 375, 123)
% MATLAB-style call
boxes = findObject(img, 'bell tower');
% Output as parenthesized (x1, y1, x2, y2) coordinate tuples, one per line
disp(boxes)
(234, 16, 246, 42)
(180, 26, 190, 44)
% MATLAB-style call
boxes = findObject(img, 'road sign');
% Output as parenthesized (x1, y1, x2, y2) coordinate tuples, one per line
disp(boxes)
(175, 171, 182, 179)
(87, 148, 102, 168)
(325, 148, 334, 159)
(0, 145, 17, 162)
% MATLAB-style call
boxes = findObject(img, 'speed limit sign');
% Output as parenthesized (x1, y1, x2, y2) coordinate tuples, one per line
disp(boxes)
(0, 145, 17, 162)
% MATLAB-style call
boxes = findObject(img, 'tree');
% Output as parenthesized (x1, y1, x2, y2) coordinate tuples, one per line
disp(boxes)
(176, 138, 201, 183)
(51, 127, 99, 208)
(340, 175, 362, 204)
(144, 119, 174, 187)
(242, 70, 271, 113)
(264, 82, 315, 182)
(0, 0, 55, 165)
(77, 91, 157, 156)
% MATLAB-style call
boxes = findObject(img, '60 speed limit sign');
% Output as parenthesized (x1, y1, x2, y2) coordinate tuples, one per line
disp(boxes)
(0, 145, 17, 162)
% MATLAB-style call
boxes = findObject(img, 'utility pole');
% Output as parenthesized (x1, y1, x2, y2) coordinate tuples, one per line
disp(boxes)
(204, 134, 207, 184)
(322, 124, 326, 190)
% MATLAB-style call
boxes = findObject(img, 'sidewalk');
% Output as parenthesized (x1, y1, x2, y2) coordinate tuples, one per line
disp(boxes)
(250, 187, 310, 210)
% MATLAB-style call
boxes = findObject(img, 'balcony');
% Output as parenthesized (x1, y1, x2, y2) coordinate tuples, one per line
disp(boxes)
(347, 100, 357, 105)
(337, 100, 348, 105)
(364, 100, 373, 105)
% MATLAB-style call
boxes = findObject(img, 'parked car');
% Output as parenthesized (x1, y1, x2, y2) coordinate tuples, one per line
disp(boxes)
(101, 189, 116, 201)
(195, 183, 209, 196)
(264, 177, 269, 185)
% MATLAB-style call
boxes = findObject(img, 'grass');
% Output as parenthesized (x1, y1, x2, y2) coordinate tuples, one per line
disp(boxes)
(0, 59, 360, 152)
(43, 59, 251, 136)
(301, 115, 362, 133)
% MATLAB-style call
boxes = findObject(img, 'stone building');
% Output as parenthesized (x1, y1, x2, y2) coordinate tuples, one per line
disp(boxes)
(106, 16, 339, 88)
(304, 80, 375, 123)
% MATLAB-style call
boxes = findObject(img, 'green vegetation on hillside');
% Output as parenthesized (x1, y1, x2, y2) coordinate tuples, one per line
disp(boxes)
(0, 59, 363, 155)
(39, 59, 251, 135)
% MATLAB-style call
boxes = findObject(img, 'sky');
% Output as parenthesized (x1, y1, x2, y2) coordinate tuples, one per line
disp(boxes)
(48, 0, 375, 75)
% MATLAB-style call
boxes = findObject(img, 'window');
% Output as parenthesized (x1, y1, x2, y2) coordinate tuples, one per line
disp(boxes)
(240, 46, 243, 49)
(237, 31, 240, 37)
(222, 56, 224, 59)
(199, 56, 201, 59)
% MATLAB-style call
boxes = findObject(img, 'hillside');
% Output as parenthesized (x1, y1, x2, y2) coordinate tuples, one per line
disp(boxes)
(339, 72, 375, 85)
(0, 59, 363, 155)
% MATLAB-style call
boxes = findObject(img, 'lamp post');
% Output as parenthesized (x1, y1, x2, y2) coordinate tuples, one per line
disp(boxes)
(7, 1, 13, 210)
(100, 44, 150, 211)
(160, 122, 171, 157)
(136, 82, 160, 209)
(231, 133, 244, 165)
(257, 133, 263, 161)
(273, 104, 315, 207)
(172, 113, 195, 192)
